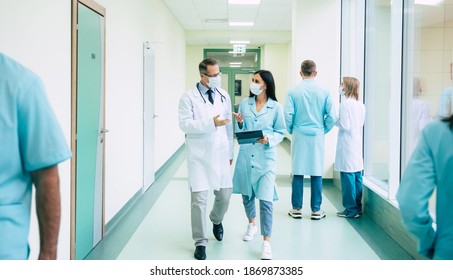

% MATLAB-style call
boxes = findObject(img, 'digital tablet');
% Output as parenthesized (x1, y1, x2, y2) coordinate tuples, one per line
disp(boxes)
(235, 130, 264, 144)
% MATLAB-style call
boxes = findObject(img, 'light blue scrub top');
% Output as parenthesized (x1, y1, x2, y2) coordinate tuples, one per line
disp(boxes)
(0, 53, 72, 259)
(397, 120, 453, 260)
(232, 97, 286, 202)
(437, 87, 452, 118)
(284, 79, 336, 175)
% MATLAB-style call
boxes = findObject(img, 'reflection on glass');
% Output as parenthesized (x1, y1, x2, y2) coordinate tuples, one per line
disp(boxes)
(404, 2, 451, 164)
(402, 1, 453, 216)
(408, 77, 431, 153)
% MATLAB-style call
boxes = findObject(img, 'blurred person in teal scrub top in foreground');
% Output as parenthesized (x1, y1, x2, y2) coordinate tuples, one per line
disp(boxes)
(0, 52, 72, 260)
(397, 114, 453, 260)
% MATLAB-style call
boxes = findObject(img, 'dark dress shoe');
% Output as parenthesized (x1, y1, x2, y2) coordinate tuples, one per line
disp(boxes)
(194, 246, 206, 260)
(213, 223, 223, 241)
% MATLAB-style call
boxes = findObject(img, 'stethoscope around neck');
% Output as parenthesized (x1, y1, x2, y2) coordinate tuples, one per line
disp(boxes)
(196, 83, 227, 104)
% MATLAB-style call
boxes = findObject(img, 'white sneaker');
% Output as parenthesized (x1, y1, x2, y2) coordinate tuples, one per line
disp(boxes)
(311, 210, 326, 220)
(243, 223, 257, 241)
(288, 209, 302, 219)
(261, 241, 272, 260)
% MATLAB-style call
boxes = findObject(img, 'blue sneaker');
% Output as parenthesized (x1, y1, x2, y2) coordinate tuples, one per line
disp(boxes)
(337, 211, 360, 219)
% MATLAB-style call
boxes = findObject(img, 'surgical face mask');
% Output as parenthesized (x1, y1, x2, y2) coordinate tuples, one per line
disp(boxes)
(208, 76, 221, 89)
(339, 87, 345, 96)
(250, 82, 263, 96)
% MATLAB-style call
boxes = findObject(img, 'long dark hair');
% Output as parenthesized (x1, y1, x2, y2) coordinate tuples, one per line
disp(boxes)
(249, 70, 277, 101)
(442, 115, 453, 130)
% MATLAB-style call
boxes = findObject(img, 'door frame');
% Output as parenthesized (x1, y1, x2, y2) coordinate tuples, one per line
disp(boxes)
(70, 0, 106, 260)
(142, 42, 156, 192)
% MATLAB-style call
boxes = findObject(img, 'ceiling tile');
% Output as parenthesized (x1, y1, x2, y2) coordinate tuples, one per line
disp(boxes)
(162, 0, 292, 45)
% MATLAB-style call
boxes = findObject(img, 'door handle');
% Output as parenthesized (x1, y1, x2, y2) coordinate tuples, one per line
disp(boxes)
(100, 129, 108, 143)
(153, 114, 159, 118)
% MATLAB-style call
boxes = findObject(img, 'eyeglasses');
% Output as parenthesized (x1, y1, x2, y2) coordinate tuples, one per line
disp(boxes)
(202, 71, 222, 78)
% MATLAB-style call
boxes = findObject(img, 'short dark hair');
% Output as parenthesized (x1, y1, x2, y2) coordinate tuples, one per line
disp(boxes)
(301, 60, 316, 76)
(199, 57, 219, 74)
(249, 70, 277, 101)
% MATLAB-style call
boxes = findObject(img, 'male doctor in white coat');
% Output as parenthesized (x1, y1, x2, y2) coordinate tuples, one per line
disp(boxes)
(178, 58, 234, 260)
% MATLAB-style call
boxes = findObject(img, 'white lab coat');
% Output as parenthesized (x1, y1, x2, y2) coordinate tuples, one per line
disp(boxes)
(411, 98, 431, 152)
(334, 97, 366, 172)
(178, 84, 234, 192)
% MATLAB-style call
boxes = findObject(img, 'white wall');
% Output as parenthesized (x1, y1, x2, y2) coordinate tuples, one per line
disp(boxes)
(291, 0, 341, 178)
(261, 44, 290, 103)
(95, 0, 186, 224)
(185, 46, 204, 90)
(0, 0, 185, 259)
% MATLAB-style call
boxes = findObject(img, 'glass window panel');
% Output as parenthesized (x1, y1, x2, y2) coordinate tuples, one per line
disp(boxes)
(364, 0, 393, 191)
(401, 0, 453, 219)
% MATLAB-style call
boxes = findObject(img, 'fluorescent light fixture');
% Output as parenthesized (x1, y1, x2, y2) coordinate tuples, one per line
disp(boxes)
(228, 0, 261, 4)
(415, 0, 443, 5)
(229, 22, 254, 27)
(230, 40, 250, 44)
(228, 51, 245, 54)
(229, 62, 242, 65)
(230, 65, 241, 68)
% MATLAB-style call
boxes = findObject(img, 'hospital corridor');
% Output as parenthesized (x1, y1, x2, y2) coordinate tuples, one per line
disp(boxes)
(2, 0, 452, 269)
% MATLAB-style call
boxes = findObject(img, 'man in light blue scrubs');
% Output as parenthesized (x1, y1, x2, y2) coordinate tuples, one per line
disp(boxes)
(0, 52, 72, 259)
(437, 86, 452, 119)
(284, 60, 336, 220)
(397, 115, 453, 260)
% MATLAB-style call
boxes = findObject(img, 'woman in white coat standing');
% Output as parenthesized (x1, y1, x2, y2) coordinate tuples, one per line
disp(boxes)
(334, 77, 366, 219)
(232, 70, 286, 260)
(178, 58, 234, 260)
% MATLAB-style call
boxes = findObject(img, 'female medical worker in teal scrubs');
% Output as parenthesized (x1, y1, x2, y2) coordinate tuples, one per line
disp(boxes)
(397, 115, 453, 259)
(232, 70, 286, 260)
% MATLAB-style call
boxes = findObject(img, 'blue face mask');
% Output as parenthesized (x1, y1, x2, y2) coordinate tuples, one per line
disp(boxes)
(339, 87, 345, 96)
